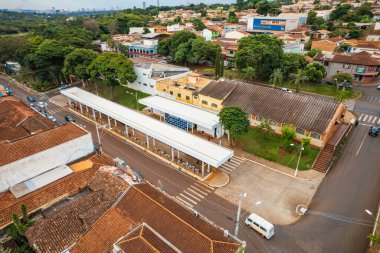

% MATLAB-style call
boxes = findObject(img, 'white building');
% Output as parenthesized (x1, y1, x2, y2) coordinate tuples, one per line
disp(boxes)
(127, 58, 191, 95)
(315, 10, 331, 21)
(202, 29, 213, 41)
(247, 16, 299, 32)
(167, 24, 183, 32)
(224, 31, 249, 40)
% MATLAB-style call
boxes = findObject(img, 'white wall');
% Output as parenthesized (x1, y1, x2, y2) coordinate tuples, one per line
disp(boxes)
(285, 19, 299, 31)
(128, 66, 156, 95)
(202, 29, 212, 41)
(0, 133, 94, 192)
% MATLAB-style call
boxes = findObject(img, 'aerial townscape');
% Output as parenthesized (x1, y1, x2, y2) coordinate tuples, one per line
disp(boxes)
(0, 0, 379, 252)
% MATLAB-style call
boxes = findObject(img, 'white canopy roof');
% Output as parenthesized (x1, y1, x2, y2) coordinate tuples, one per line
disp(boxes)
(61, 88, 233, 167)
(139, 96, 220, 130)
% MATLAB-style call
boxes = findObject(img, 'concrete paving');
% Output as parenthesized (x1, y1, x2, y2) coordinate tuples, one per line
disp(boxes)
(215, 160, 322, 225)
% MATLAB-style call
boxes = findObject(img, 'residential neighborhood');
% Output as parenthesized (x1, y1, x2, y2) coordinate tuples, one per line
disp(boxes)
(0, 0, 380, 252)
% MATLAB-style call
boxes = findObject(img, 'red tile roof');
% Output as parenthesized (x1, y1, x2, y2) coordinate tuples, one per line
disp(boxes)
(331, 51, 380, 66)
(0, 123, 88, 166)
(71, 184, 242, 253)
(0, 155, 110, 229)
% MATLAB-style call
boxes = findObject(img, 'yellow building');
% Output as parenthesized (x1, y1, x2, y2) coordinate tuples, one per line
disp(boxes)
(155, 73, 212, 104)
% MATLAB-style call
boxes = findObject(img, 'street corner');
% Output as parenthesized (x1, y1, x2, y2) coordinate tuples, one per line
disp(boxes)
(49, 94, 68, 107)
(214, 159, 322, 226)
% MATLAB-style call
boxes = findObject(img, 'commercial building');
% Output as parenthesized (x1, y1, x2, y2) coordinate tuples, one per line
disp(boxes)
(127, 39, 158, 58)
(247, 16, 299, 33)
(277, 13, 308, 25)
(127, 58, 190, 95)
(139, 95, 223, 138)
(0, 98, 94, 193)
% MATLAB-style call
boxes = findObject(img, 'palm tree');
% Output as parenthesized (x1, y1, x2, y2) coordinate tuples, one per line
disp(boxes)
(269, 68, 283, 88)
(241, 67, 257, 83)
(290, 69, 308, 93)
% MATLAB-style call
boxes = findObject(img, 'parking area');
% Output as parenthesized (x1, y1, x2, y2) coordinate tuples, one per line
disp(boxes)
(215, 159, 322, 225)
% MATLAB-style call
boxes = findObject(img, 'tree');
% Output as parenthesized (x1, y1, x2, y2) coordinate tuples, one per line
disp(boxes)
(83, 19, 100, 33)
(63, 48, 98, 85)
(87, 53, 137, 100)
(236, 0, 245, 11)
(7, 204, 34, 249)
(215, 54, 224, 79)
(303, 62, 326, 83)
(301, 137, 311, 154)
(200, 9, 207, 17)
(143, 27, 150, 34)
(290, 69, 308, 92)
(169, 30, 196, 57)
(269, 68, 283, 87)
(192, 19, 206, 31)
(241, 67, 257, 82)
(307, 48, 322, 58)
(218, 106, 250, 144)
(282, 53, 309, 78)
(332, 72, 352, 84)
(158, 38, 172, 56)
(281, 124, 296, 150)
(235, 35, 283, 79)
(227, 11, 239, 23)
(0, 36, 27, 63)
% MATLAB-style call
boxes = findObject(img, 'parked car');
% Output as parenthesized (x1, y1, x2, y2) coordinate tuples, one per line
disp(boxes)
(27, 96, 36, 102)
(65, 115, 75, 122)
(377, 85, 380, 90)
(369, 126, 379, 136)
(5, 88, 12, 95)
(56, 120, 63, 126)
(38, 101, 47, 108)
(280, 87, 293, 93)
(339, 83, 353, 89)
(245, 213, 275, 239)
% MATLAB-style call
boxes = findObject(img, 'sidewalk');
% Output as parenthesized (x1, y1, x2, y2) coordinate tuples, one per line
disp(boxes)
(0, 74, 38, 95)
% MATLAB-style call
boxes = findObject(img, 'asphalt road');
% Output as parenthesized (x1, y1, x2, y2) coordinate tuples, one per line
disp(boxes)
(2, 78, 379, 253)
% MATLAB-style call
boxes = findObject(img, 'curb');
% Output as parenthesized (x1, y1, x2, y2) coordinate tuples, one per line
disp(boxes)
(207, 172, 230, 188)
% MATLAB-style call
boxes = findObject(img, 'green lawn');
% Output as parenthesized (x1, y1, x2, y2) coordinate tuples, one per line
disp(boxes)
(87, 82, 150, 110)
(236, 128, 320, 171)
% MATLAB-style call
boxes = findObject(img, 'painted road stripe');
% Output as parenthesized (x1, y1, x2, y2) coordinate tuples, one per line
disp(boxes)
(232, 156, 245, 162)
(372, 117, 378, 124)
(378, 118, 380, 124)
(220, 166, 232, 172)
(222, 163, 236, 170)
(358, 114, 363, 121)
(179, 193, 197, 205)
(228, 159, 241, 165)
(183, 190, 201, 201)
(193, 183, 212, 193)
(219, 168, 230, 174)
(176, 196, 193, 207)
(194, 182, 214, 190)
(363, 115, 368, 122)
(368, 116, 373, 122)
(190, 185, 208, 196)
(186, 188, 205, 198)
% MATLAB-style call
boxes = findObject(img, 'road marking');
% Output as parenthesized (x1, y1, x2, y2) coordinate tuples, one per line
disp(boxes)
(182, 190, 201, 201)
(232, 156, 245, 162)
(175, 196, 193, 208)
(179, 193, 197, 205)
(222, 163, 235, 170)
(368, 116, 373, 122)
(378, 118, 380, 124)
(372, 117, 378, 124)
(363, 115, 368, 122)
(358, 114, 363, 121)
(220, 166, 232, 172)
(185, 188, 205, 198)
(190, 185, 208, 195)
(194, 182, 214, 190)
(228, 159, 241, 165)
(356, 131, 368, 156)
(360, 123, 374, 127)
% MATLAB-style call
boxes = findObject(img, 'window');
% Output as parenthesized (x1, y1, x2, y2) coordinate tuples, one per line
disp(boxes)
(310, 132, 321, 140)
(143, 73, 147, 76)
(170, 91, 173, 95)
(177, 93, 181, 98)
(186, 95, 190, 100)
(202, 100, 208, 105)
(211, 103, 218, 108)
(296, 128, 306, 135)
(269, 120, 277, 126)
(260, 226, 267, 232)
(343, 64, 351, 69)
(150, 85, 154, 88)
(143, 83, 147, 86)
(163, 89, 166, 92)
(256, 116, 263, 122)
(253, 222, 260, 227)
(247, 218, 253, 223)
(138, 82, 141, 84)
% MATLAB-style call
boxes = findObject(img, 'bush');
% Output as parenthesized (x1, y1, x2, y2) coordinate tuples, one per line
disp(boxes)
(332, 72, 352, 84)
(281, 124, 296, 150)
(301, 137, 311, 154)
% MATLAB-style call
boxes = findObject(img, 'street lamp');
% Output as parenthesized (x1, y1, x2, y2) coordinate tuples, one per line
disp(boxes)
(365, 209, 375, 219)
(365, 209, 377, 247)
(234, 192, 247, 237)
(126, 90, 138, 110)
(291, 143, 304, 177)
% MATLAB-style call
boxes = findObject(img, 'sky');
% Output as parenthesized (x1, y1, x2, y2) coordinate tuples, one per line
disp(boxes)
(0, 0, 234, 10)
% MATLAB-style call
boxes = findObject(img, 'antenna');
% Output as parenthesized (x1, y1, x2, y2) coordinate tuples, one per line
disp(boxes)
(157, 0, 160, 9)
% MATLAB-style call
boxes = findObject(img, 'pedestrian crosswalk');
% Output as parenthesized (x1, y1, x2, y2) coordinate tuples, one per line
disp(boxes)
(219, 156, 246, 174)
(358, 114, 380, 125)
(49, 107, 66, 115)
(175, 182, 214, 208)
(362, 96, 380, 105)
(39, 94, 49, 100)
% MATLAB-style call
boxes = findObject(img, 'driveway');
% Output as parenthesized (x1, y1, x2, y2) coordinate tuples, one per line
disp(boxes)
(215, 159, 322, 225)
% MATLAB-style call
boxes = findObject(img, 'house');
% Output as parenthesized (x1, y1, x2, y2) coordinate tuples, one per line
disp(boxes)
(127, 39, 158, 59)
(314, 51, 380, 83)
(315, 10, 331, 20)
(283, 42, 305, 53)
(226, 44, 239, 59)
(312, 29, 331, 39)
(167, 23, 183, 32)
(0, 98, 94, 193)
(0, 155, 113, 229)
(60, 183, 244, 253)
(247, 16, 299, 33)
(202, 26, 221, 41)
(127, 58, 191, 95)
(156, 73, 212, 104)
(224, 30, 250, 40)
(311, 37, 345, 54)
(129, 27, 155, 35)
(202, 28, 213, 41)
(346, 41, 380, 54)
(153, 25, 167, 33)
(365, 30, 380, 41)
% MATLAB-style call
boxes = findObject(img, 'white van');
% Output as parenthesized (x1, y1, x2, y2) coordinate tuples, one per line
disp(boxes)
(245, 213, 274, 239)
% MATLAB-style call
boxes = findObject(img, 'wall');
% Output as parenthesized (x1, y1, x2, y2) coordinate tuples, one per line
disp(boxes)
(0, 133, 94, 192)
(194, 95, 223, 112)
(202, 29, 212, 41)
(127, 66, 156, 95)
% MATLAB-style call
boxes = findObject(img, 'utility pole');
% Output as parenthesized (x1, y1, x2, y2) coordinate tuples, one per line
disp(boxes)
(95, 121, 107, 154)
(235, 192, 247, 237)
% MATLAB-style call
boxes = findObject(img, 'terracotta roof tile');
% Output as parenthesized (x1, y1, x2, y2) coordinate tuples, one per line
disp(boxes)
(331, 51, 380, 66)
(0, 123, 88, 166)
